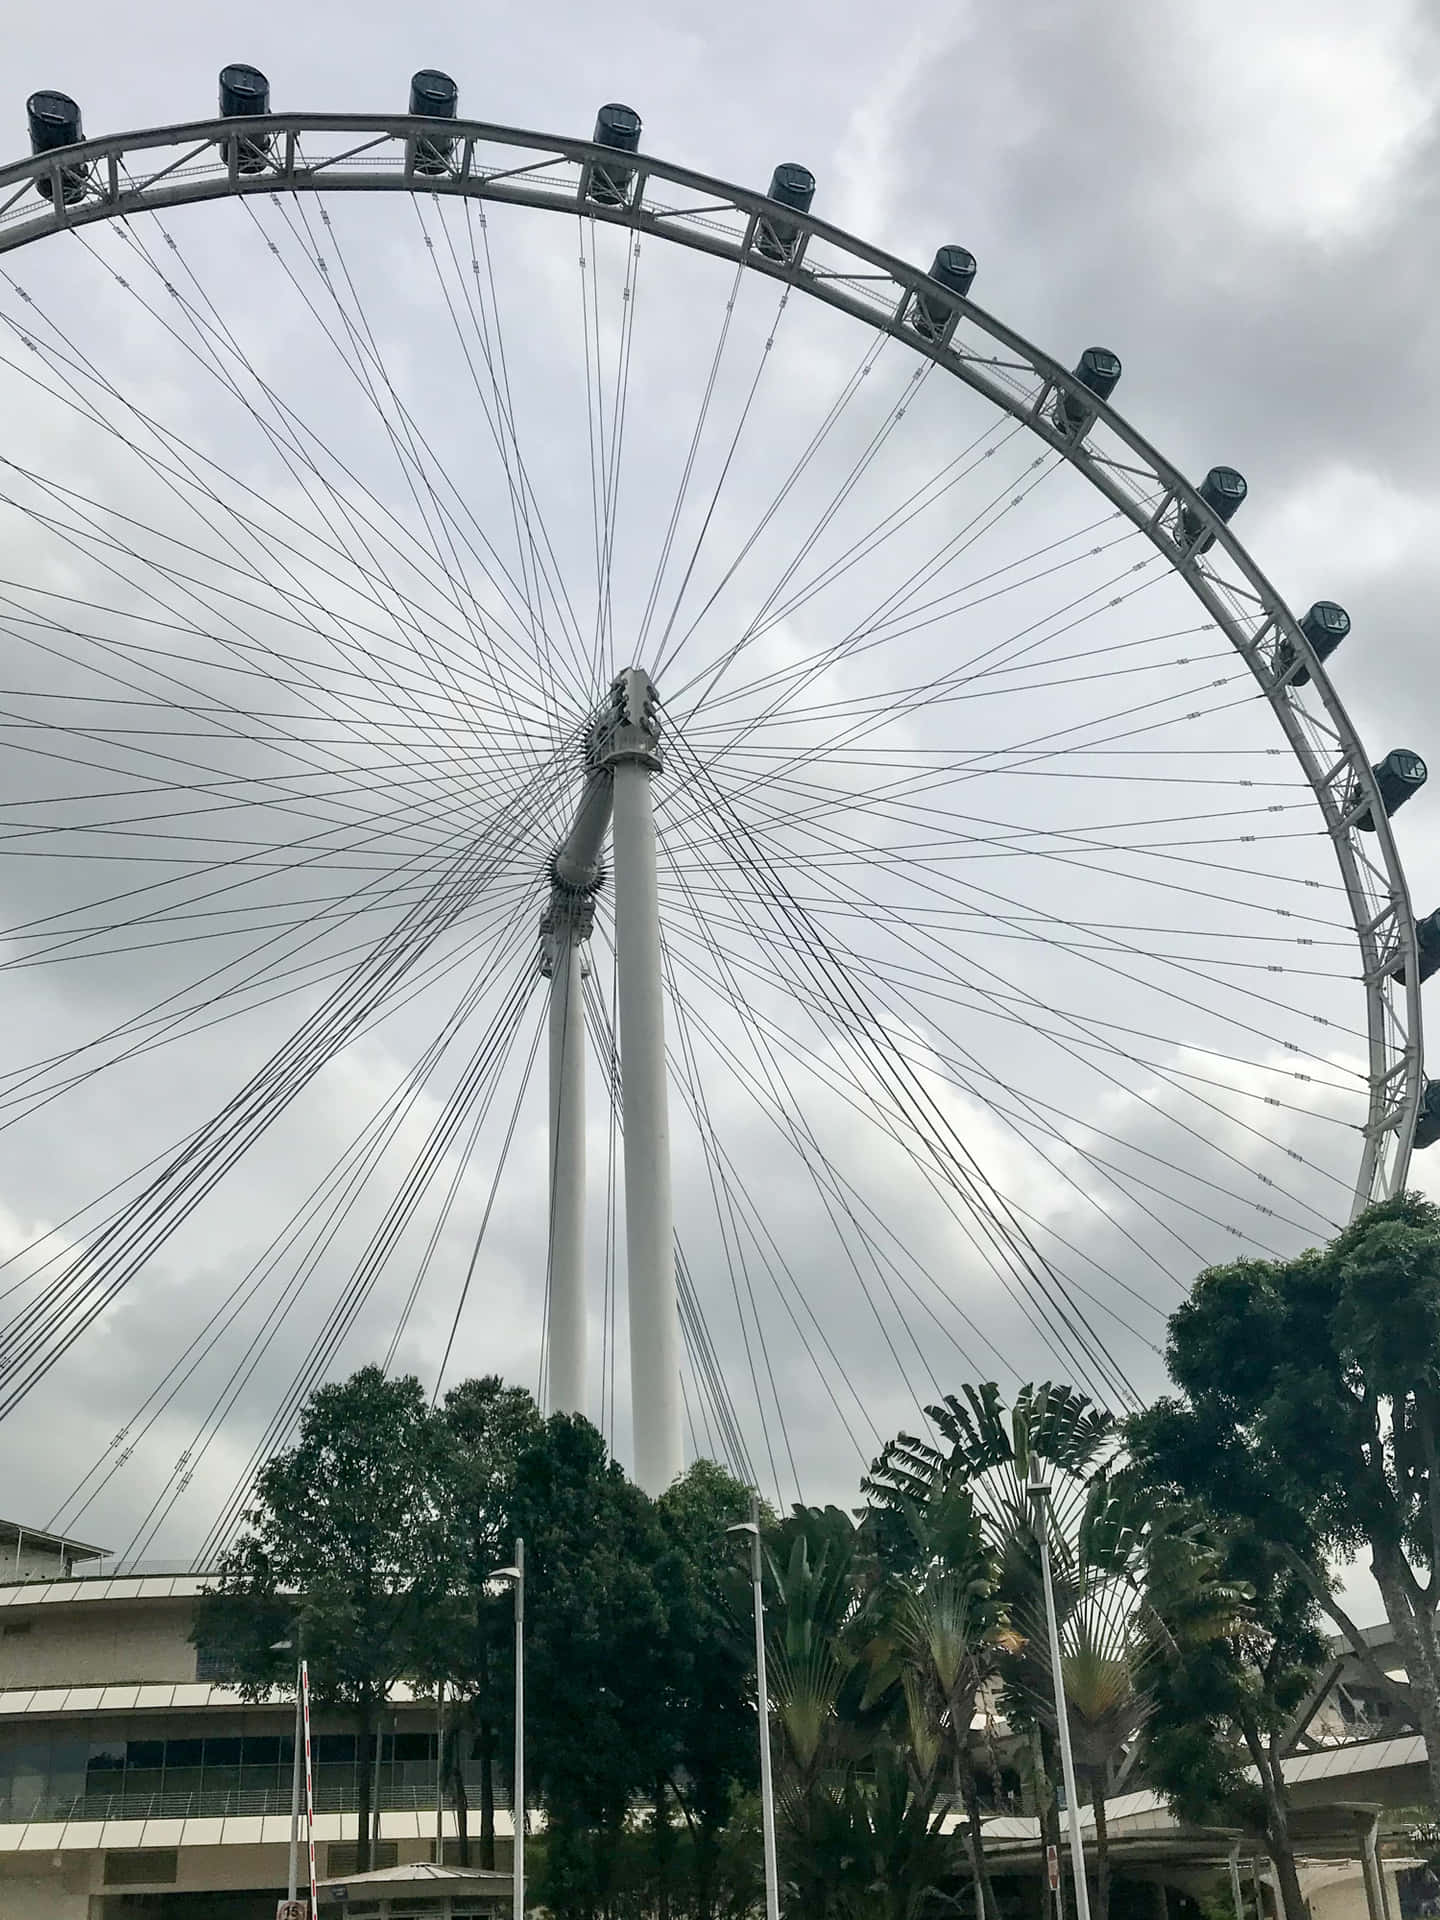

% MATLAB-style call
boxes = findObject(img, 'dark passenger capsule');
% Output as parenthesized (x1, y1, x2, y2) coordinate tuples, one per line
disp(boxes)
(754, 162, 815, 263)
(27, 91, 88, 203)
(1178, 465, 1247, 551)
(219, 65, 272, 174)
(1355, 747, 1427, 831)
(1414, 1079, 1440, 1151)
(588, 102, 642, 208)
(410, 70, 459, 176)
(1276, 600, 1350, 687)
(1397, 908, 1440, 987)
(911, 246, 977, 341)
(1055, 346, 1122, 435)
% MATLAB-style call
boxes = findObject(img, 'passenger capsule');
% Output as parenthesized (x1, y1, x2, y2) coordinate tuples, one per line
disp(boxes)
(1276, 601, 1350, 687)
(588, 102, 642, 208)
(1414, 1079, 1440, 1151)
(911, 246, 977, 342)
(1397, 908, 1440, 987)
(1355, 747, 1427, 831)
(409, 70, 458, 176)
(219, 65, 272, 174)
(1055, 346, 1122, 436)
(26, 90, 88, 204)
(754, 163, 815, 264)
(1179, 465, 1247, 552)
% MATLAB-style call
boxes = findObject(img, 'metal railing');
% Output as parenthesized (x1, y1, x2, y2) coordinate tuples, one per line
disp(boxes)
(2, 1779, 507, 1825)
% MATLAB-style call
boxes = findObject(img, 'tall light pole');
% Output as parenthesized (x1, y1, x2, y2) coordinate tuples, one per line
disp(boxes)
(1027, 1472, 1091, 1920)
(728, 1497, 780, 1920)
(270, 1634, 303, 1906)
(492, 1541, 526, 1920)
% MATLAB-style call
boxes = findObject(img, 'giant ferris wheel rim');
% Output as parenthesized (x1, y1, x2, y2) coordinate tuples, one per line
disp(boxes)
(0, 104, 1422, 1212)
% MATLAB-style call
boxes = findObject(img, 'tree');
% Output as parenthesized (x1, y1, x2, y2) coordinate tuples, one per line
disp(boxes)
(863, 1475, 1009, 1920)
(1159, 1194, 1440, 1801)
(654, 1460, 760, 1920)
(436, 1376, 543, 1867)
(192, 1366, 453, 1868)
(1129, 1401, 1327, 1920)
(867, 1382, 1123, 1920)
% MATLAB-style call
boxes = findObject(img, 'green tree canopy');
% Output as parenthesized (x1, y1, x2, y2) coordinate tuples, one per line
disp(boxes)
(1158, 1192, 1440, 1800)
(192, 1365, 453, 1868)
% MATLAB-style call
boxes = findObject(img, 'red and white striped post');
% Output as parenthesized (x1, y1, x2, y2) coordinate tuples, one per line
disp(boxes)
(301, 1659, 318, 1917)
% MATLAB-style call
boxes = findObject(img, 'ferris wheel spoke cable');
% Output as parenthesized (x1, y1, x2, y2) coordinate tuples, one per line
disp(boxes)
(633, 257, 749, 662)
(0, 464, 539, 861)
(1, 262, 544, 758)
(71, 217, 563, 736)
(645, 278, 795, 674)
(661, 377, 1026, 704)
(4, 871, 543, 1337)
(0, 758, 569, 1414)
(415, 196, 594, 707)
(651, 853, 1043, 1410)
(666, 738, 1142, 1408)
(177, 950, 542, 1571)
(658, 921, 800, 1504)
(679, 776, 1364, 1202)
(644, 910, 929, 1470)
(674, 890, 1362, 1139)
(659, 863, 1180, 1343)
(670, 426, 1055, 733)
(0, 719, 576, 1122)
(640, 884, 1035, 1404)
(665, 558, 1185, 836)
(193, 944, 545, 1570)
(659, 907, 1296, 1270)
(690, 756, 1362, 1060)
(236, 194, 566, 739)
(48, 909, 540, 1537)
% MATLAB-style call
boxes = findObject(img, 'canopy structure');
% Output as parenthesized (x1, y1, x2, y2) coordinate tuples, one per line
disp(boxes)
(318, 1860, 513, 1917)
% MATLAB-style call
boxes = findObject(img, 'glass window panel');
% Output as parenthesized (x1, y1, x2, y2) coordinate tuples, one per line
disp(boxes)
(127, 1740, 165, 1769)
(165, 1739, 204, 1769)
(241, 1736, 281, 1766)
(88, 1742, 126, 1774)
(202, 1738, 241, 1766)
(313, 1734, 355, 1765)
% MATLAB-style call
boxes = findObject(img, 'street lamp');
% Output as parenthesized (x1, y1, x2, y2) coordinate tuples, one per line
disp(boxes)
(270, 1635, 304, 1907)
(728, 1496, 780, 1920)
(491, 1541, 525, 1920)
(1027, 1472, 1091, 1920)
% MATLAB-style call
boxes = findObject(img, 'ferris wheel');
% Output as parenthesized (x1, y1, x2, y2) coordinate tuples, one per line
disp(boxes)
(0, 66, 1433, 1544)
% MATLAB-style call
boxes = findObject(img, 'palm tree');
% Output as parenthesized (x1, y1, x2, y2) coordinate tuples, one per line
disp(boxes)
(1009, 1465, 1249, 1920)
(867, 1397, 1128, 1920)
(761, 1507, 871, 1920)
(862, 1477, 1012, 1920)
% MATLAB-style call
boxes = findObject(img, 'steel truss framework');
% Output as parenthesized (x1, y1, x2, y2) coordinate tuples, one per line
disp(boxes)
(0, 108, 1423, 1486)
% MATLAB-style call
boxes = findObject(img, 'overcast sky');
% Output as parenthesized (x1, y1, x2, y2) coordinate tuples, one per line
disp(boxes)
(0, 0, 1437, 1627)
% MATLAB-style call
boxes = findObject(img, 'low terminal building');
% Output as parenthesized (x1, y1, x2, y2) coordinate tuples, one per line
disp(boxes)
(0, 1514, 1428, 1919)
(0, 1521, 511, 1917)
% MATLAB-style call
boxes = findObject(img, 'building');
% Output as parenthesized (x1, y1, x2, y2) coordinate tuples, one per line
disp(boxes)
(0, 1523, 511, 1918)
(0, 1515, 1430, 1919)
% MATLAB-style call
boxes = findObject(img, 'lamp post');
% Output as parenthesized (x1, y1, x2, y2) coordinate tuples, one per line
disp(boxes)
(1027, 1472, 1091, 1920)
(492, 1541, 525, 1920)
(728, 1496, 779, 1920)
(270, 1635, 303, 1905)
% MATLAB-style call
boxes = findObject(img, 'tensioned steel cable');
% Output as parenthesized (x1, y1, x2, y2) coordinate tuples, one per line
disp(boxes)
(667, 727, 1140, 1409)
(0, 740, 577, 1415)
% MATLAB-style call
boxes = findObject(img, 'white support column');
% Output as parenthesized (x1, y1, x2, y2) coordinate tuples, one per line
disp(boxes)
(608, 692, 682, 1495)
(545, 939, 587, 1417)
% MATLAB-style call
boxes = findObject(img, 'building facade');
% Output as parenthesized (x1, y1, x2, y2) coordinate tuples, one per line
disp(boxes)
(0, 1525, 509, 1918)
(0, 1516, 1429, 1919)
